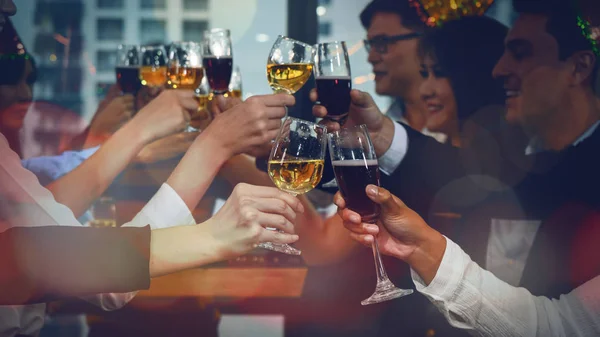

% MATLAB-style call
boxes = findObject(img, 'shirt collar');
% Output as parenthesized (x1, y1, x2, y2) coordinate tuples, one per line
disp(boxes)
(525, 120, 600, 155)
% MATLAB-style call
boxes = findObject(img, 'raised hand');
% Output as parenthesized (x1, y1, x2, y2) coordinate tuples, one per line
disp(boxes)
(203, 183, 304, 259)
(311, 89, 395, 155)
(129, 90, 196, 143)
(204, 93, 293, 158)
(334, 185, 442, 262)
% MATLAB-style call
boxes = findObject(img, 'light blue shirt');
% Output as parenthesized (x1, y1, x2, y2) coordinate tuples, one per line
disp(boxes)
(21, 146, 100, 224)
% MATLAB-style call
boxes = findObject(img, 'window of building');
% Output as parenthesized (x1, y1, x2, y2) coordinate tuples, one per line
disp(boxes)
(96, 50, 116, 73)
(140, 19, 167, 44)
(183, 0, 209, 10)
(183, 21, 208, 42)
(97, 19, 124, 41)
(97, 0, 124, 9)
(318, 22, 331, 36)
(140, 0, 166, 10)
(318, 0, 332, 6)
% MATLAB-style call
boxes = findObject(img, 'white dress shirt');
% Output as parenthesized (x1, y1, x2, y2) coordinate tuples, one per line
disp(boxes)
(379, 121, 600, 286)
(0, 134, 195, 336)
(411, 237, 600, 337)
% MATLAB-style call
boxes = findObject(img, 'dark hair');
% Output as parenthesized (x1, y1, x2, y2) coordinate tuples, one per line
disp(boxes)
(360, 0, 426, 32)
(418, 16, 508, 126)
(0, 18, 37, 86)
(513, 0, 598, 87)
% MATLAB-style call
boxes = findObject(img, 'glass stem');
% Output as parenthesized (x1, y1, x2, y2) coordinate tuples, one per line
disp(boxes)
(371, 235, 390, 284)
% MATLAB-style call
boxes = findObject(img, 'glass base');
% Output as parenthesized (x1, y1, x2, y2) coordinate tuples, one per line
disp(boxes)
(185, 125, 199, 133)
(361, 279, 413, 306)
(257, 242, 302, 255)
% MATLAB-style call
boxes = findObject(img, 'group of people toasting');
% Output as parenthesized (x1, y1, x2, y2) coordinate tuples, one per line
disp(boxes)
(1, 0, 600, 336)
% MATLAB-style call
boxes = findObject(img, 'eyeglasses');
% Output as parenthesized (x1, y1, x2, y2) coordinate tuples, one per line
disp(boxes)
(363, 32, 423, 54)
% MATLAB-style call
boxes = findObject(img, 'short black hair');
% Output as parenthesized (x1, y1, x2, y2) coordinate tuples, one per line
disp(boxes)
(513, 0, 598, 91)
(360, 0, 426, 32)
(418, 16, 508, 126)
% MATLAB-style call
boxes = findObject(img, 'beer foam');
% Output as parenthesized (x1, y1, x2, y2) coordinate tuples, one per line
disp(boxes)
(332, 159, 378, 166)
(316, 76, 352, 80)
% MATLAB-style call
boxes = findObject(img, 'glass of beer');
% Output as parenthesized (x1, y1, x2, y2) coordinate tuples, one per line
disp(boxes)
(263, 117, 327, 255)
(202, 28, 233, 94)
(328, 125, 413, 305)
(267, 36, 314, 94)
(140, 45, 168, 88)
(314, 41, 352, 124)
(116, 44, 142, 96)
(225, 66, 243, 98)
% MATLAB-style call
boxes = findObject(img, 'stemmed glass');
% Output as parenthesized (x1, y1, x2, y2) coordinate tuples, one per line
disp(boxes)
(139, 45, 168, 88)
(116, 44, 141, 96)
(328, 125, 413, 305)
(226, 66, 243, 98)
(167, 41, 203, 131)
(192, 76, 213, 131)
(267, 36, 314, 95)
(262, 117, 327, 255)
(202, 28, 233, 95)
(314, 41, 352, 124)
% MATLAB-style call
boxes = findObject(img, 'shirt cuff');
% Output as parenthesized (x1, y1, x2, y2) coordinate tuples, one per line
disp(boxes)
(378, 122, 408, 176)
(411, 236, 468, 302)
(124, 183, 196, 229)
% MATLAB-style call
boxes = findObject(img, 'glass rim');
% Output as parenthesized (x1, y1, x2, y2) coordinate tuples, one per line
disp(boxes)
(284, 116, 327, 131)
(315, 41, 347, 47)
(117, 44, 139, 49)
(205, 28, 231, 36)
(170, 41, 200, 47)
(327, 124, 368, 138)
(275, 35, 313, 50)
(140, 45, 166, 50)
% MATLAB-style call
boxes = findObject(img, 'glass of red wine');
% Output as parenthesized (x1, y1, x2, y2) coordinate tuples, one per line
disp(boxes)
(314, 41, 352, 125)
(328, 125, 413, 305)
(202, 28, 233, 95)
(116, 44, 141, 96)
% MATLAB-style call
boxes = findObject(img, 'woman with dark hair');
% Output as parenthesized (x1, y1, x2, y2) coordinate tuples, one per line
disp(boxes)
(418, 15, 508, 147)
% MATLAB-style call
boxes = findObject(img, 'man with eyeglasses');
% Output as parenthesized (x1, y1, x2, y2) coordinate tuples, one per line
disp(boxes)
(361, 0, 444, 142)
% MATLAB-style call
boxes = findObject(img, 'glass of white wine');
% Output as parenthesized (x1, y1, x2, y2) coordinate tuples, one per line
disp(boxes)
(263, 117, 327, 255)
(267, 35, 314, 97)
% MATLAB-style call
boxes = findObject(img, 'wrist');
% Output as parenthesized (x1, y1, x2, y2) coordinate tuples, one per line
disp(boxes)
(405, 229, 446, 285)
(372, 116, 395, 156)
(199, 127, 235, 161)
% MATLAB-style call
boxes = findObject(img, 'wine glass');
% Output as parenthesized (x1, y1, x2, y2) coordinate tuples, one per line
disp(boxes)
(168, 41, 203, 132)
(262, 117, 327, 255)
(116, 44, 141, 96)
(192, 76, 213, 131)
(328, 125, 413, 305)
(202, 28, 233, 95)
(226, 66, 243, 98)
(140, 45, 168, 88)
(314, 41, 352, 124)
(267, 36, 314, 95)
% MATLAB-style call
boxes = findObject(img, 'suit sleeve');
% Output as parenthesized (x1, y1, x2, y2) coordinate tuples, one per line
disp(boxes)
(0, 225, 151, 305)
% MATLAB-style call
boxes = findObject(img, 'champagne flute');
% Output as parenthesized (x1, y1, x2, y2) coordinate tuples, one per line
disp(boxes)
(328, 125, 413, 305)
(116, 44, 142, 96)
(140, 45, 168, 88)
(263, 117, 327, 255)
(202, 28, 233, 95)
(267, 35, 314, 95)
(314, 41, 352, 124)
(168, 41, 203, 132)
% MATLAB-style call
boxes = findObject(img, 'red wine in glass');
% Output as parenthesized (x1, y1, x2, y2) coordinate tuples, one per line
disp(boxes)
(333, 159, 380, 223)
(203, 56, 233, 94)
(116, 66, 142, 95)
(316, 76, 351, 122)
